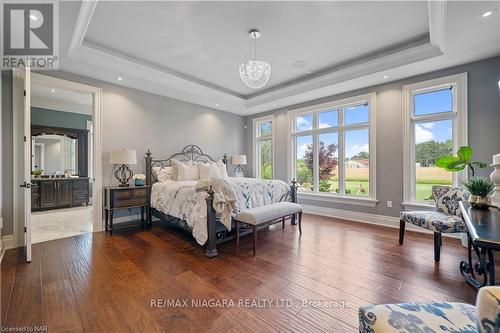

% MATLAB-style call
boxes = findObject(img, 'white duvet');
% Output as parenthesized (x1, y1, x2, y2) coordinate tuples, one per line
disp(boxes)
(150, 177, 290, 245)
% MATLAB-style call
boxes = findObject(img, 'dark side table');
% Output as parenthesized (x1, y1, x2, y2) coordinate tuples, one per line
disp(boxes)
(104, 185, 151, 235)
(459, 201, 500, 289)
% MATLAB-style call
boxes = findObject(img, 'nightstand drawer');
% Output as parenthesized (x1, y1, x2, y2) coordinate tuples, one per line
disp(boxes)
(114, 197, 147, 208)
(114, 188, 147, 200)
(132, 188, 148, 198)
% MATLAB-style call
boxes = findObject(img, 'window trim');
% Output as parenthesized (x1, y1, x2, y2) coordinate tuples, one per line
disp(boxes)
(252, 115, 274, 179)
(287, 93, 377, 203)
(402, 73, 468, 208)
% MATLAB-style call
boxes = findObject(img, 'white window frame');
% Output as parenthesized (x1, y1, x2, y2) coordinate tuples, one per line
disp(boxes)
(287, 93, 377, 206)
(403, 73, 468, 210)
(253, 115, 274, 179)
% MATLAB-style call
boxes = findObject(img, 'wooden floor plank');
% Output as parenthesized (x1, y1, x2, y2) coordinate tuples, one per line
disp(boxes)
(1, 213, 477, 332)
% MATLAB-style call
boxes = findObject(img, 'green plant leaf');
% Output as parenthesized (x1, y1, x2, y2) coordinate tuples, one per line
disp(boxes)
(457, 146, 473, 162)
(436, 156, 466, 171)
(471, 161, 488, 169)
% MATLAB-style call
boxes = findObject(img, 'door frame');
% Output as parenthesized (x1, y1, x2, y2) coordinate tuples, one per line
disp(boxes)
(12, 73, 104, 247)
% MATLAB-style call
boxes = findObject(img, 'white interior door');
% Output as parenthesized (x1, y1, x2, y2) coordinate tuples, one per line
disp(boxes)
(13, 68, 32, 262)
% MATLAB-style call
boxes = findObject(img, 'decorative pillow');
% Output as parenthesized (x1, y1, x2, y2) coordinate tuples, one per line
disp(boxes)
(433, 186, 466, 217)
(216, 159, 229, 178)
(198, 162, 222, 180)
(152, 166, 174, 182)
(174, 160, 199, 181)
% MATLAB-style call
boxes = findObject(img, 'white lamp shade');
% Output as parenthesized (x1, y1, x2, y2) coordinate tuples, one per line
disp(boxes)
(231, 155, 247, 165)
(109, 149, 137, 165)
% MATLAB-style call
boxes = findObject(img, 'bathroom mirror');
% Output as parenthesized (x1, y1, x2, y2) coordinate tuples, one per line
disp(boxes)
(32, 134, 78, 175)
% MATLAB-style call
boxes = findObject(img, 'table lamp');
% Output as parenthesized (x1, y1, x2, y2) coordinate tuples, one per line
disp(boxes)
(231, 155, 247, 177)
(109, 148, 137, 187)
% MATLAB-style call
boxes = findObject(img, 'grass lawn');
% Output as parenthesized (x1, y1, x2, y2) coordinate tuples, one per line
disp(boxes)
(297, 167, 452, 201)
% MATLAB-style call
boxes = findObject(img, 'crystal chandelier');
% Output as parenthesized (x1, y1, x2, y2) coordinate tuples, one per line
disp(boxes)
(239, 30, 271, 89)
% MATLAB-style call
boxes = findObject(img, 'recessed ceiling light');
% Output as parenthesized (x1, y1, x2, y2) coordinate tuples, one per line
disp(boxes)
(293, 60, 307, 68)
(272, 104, 276, 107)
(116, 77, 123, 81)
(50, 88, 56, 93)
(305, 70, 313, 74)
(383, 75, 389, 79)
(215, 104, 219, 107)
(482, 9, 497, 18)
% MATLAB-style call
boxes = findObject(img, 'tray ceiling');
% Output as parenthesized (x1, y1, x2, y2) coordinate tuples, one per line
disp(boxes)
(60, 1, 500, 115)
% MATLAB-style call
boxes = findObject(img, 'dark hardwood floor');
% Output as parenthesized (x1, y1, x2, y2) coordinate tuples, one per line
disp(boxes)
(1, 214, 477, 332)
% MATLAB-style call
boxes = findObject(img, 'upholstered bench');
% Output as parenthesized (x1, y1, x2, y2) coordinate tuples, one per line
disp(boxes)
(358, 286, 500, 333)
(234, 202, 302, 256)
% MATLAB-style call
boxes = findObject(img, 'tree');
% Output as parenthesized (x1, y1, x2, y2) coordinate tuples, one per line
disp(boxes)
(259, 140, 272, 179)
(415, 139, 452, 167)
(303, 142, 338, 180)
(351, 151, 369, 160)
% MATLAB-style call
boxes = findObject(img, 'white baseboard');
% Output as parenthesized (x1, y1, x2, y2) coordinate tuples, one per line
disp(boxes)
(0, 235, 14, 264)
(302, 204, 461, 240)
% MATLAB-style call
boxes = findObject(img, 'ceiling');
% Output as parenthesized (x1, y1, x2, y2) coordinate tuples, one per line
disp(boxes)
(59, 1, 500, 115)
(85, 1, 429, 97)
(31, 82, 93, 115)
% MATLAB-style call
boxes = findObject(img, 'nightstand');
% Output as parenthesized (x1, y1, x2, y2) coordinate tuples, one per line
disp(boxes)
(103, 185, 151, 235)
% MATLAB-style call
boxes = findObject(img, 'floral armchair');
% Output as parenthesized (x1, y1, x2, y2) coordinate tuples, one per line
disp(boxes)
(399, 186, 467, 262)
(359, 286, 500, 333)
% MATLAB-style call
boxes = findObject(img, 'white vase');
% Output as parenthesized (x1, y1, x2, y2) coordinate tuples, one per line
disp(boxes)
(490, 163, 500, 208)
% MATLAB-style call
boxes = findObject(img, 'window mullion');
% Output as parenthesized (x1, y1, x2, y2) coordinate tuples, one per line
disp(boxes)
(338, 108, 346, 195)
(313, 114, 319, 193)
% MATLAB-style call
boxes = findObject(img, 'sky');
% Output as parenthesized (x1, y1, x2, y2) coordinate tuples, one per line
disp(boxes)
(296, 104, 369, 159)
(414, 88, 453, 144)
(295, 89, 453, 159)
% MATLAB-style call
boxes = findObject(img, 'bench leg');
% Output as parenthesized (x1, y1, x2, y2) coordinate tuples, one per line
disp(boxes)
(282, 217, 285, 230)
(252, 225, 257, 256)
(298, 211, 302, 234)
(399, 219, 405, 245)
(236, 220, 240, 248)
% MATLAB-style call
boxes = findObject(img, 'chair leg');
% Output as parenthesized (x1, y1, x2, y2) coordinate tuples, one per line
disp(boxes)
(282, 217, 285, 230)
(252, 225, 257, 256)
(399, 220, 405, 245)
(298, 211, 302, 234)
(434, 232, 442, 263)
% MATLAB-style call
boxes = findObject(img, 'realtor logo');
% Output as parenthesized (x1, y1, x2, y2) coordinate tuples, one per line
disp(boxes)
(1, 2, 58, 69)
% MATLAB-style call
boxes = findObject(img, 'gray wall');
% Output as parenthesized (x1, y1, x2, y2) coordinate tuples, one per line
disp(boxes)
(1, 71, 14, 235)
(32, 107, 92, 130)
(245, 56, 500, 217)
(1, 70, 246, 236)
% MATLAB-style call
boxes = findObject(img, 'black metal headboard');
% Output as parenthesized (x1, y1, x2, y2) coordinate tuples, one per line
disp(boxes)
(145, 145, 227, 185)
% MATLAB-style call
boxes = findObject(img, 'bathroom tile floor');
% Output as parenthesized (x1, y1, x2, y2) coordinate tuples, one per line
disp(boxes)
(31, 206, 93, 243)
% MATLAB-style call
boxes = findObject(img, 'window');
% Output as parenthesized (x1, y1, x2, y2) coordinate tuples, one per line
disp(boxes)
(290, 93, 376, 202)
(403, 73, 467, 206)
(253, 115, 273, 179)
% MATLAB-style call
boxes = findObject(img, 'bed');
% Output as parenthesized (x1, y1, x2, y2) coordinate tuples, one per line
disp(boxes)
(145, 145, 298, 257)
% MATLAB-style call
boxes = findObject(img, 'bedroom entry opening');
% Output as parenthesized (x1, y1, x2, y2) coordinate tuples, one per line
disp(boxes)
(25, 73, 103, 244)
(13, 69, 102, 261)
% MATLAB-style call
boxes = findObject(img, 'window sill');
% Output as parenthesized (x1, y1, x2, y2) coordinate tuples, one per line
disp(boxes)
(298, 192, 378, 207)
(402, 202, 435, 211)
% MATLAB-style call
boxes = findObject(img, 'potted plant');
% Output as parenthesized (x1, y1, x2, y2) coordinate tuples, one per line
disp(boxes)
(32, 168, 44, 178)
(461, 177, 494, 208)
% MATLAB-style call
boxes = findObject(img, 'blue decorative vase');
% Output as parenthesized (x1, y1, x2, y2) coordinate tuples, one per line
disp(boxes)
(135, 178, 145, 186)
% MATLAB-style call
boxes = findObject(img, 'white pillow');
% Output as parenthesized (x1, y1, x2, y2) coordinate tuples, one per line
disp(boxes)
(216, 160, 229, 178)
(174, 160, 199, 181)
(152, 166, 174, 182)
(199, 162, 222, 180)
